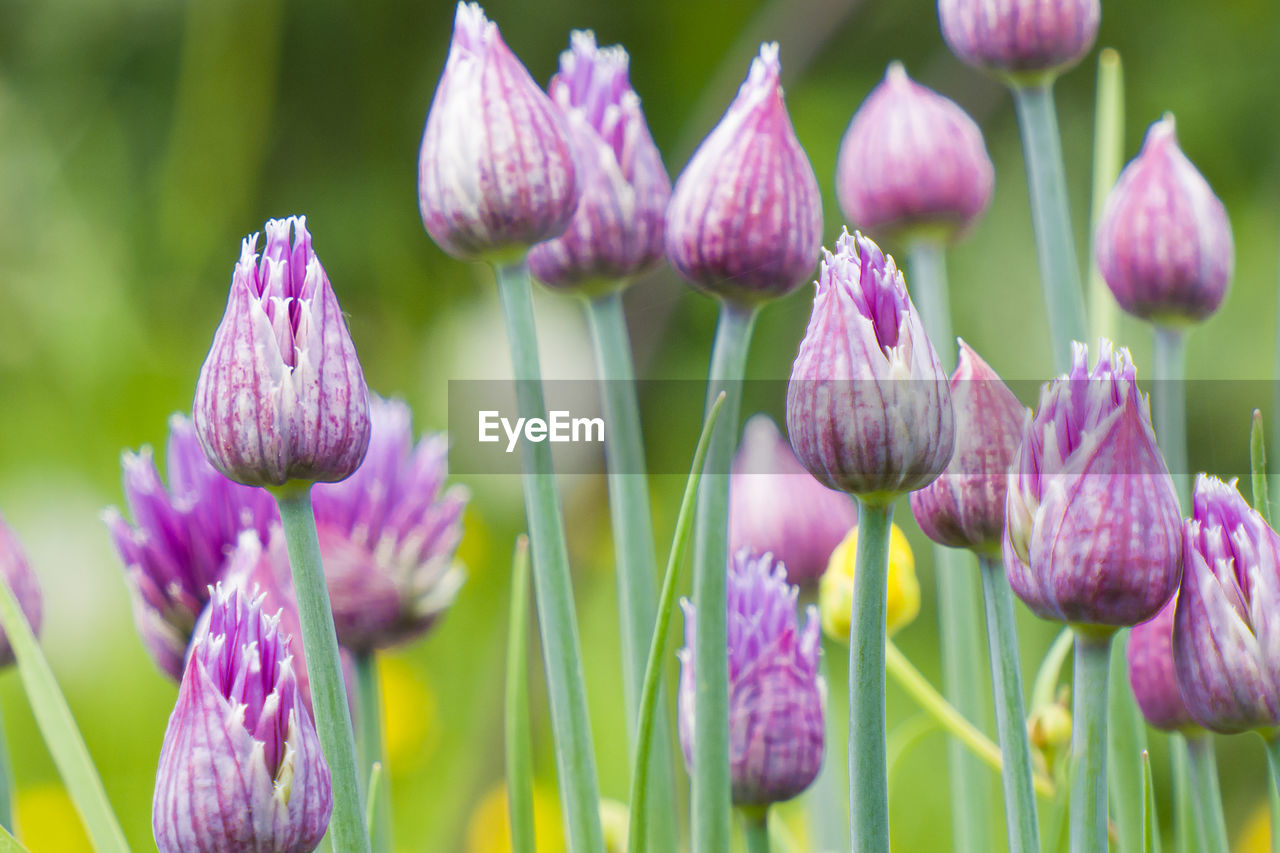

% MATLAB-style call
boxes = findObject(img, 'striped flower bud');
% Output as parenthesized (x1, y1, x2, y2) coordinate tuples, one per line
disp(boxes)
(938, 0, 1100, 79)
(1127, 598, 1196, 732)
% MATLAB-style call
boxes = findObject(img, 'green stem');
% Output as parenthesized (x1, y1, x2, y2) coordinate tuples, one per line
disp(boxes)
(1263, 736, 1280, 853)
(740, 807, 771, 853)
(1070, 630, 1115, 853)
(274, 489, 370, 853)
(1184, 734, 1229, 853)
(690, 301, 758, 853)
(0, 699, 11, 831)
(909, 235, 992, 853)
(850, 499, 893, 853)
(493, 259, 605, 853)
(1011, 81, 1089, 371)
(355, 654, 391, 853)
(1088, 48, 1125, 345)
(1153, 325, 1190, 509)
(1170, 736, 1198, 853)
(1109, 629, 1153, 853)
(1252, 410, 1271, 525)
(628, 392, 725, 853)
(978, 554, 1040, 853)
(506, 536, 536, 853)
(807, 641, 848, 851)
(583, 291, 678, 853)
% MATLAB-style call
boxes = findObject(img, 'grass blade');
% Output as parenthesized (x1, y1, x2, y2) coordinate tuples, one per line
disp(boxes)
(506, 535, 536, 853)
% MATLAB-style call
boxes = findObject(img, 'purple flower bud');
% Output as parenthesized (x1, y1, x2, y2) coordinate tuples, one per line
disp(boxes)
(1172, 475, 1280, 734)
(418, 3, 579, 262)
(665, 44, 823, 303)
(786, 230, 954, 500)
(1127, 598, 1196, 732)
(0, 513, 42, 668)
(154, 584, 332, 853)
(194, 216, 371, 488)
(938, 0, 1100, 79)
(311, 396, 468, 653)
(910, 341, 1026, 554)
(678, 550, 824, 806)
(104, 415, 278, 679)
(1003, 340, 1182, 628)
(836, 62, 994, 244)
(528, 32, 671, 291)
(1095, 117, 1233, 325)
(729, 414, 858, 586)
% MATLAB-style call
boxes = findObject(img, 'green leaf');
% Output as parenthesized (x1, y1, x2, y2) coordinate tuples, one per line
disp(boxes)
(0, 823, 30, 852)
(0, 572, 129, 853)
(505, 535, 536, 853)
(1109, 629, 1153, 853)
(1253, 409, 1271, 525)
(1142, 750, 1158, 853)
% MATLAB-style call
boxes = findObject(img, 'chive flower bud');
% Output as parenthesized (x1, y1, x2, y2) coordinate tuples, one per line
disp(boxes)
(729, 414, 858, 587)
(1003, 340, 1182, 629)
(820, 522, 920, 643)
(910, 340, 1026, 554)
(193, 216, 371, 489)
(528, 32, 670, 291)
(153, 584, 332, 853)
(665, 43, 822, 303)
(938, 0, 1100, 79)
(786, 230, 954, 501)
(1095, 116, 1233, 326)
(0, 512, 42, 667)
(1127, 598, 1196, 732)
(1173, 474, 1280, 734)
(418, 3, 579, 262)
(678, 550, 824, 805)
(836, 62, 994, 245)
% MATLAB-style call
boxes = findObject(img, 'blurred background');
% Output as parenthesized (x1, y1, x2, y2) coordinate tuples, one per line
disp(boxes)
(2, 0, 1279, 849)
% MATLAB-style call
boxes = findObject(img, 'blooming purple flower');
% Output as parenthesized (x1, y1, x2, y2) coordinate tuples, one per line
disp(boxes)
(786, 230, 954, 500)
(1127, 598, 1196, 732)
(104, 414, 277, 679)
(528, 31, 670, 291)
(310, 396, 468, 653)
(938, 0, 1100, 78)
(418, 3, 579, 262)
(1095, 116, 1233, 325)
(665, 43, 822, 303)
(729, 414, 857, 586)
(836, 62, 994, 244)
(1003, 340, 1182, 628)
(910, 341, 1026, 554)
(154, 584, 332, 853)
(0, 512, 42, 667)
(194, 216, 371, 488)
(678, 550, 824, 805)
(1173, 475, 1280, 734)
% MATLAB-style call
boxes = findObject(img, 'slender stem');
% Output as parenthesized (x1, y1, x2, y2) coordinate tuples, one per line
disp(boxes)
(505, 536, 536, 853)
(849, 499, 893, 853)
(1263, 736, 1280, 853)
(1088, 48, 1125, 345)
(1253, 410, 1272, 525)
(690, 301, 758, 853)
(0, 698, 11, 831)
(1030, 627, 1075, 712)
(627, 392, 725, 853)
(740, 807, 771, 853)
(1109, 628, 1153, 853)
(355, 654, 391, 853)
(807, 640, 848, 851)
(1153, 325, 1190, 509)
(583, 292, 679, 853)
(1170, 736, 1197, 853)
(978, 554, 1040, 853)
(1184, 734, 1229, 853)
(1011, 81, 1089, 371)
(1070, 629, 1115, 853)
(905, 241, 955, 368)
(274, 488, 370, 853)
(493, 259, 605, 853)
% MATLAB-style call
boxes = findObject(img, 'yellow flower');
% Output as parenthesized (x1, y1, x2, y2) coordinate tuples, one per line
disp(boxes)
(820, 522, 920, 643)
(379, 655, 438, 774)
(465, 782, 565, 853)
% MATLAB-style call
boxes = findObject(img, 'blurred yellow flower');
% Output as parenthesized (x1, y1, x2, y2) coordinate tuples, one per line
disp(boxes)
(599, 798, 629, 853)
(1238, 797, 1271, 853)
(379, 655, 438, 773)
(16, 784, 91, 852)
(466, 781, 565, 853)
(820, 522, 919, 643)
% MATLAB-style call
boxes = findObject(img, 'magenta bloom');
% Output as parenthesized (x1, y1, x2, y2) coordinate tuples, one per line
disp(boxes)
(194, 216, 370, 488)
(836, 62, 994, 244)
(911, 341, 1026, 554)
(938, 0, 1100, 78)
(418, 3, 579, 262)
(311, 396, 468, 653)
(1003, 340, 1182, 628)
(665, 43, 822, 303)
(729, 414, 857, 586)
(154, 584, 332, 853)
(0, 512, 43, 668)
(1173, 475, 1280, 734)
(1095, 116, 1233, 325)
(678, 550, 824, 805)
(104, 415, 278, 679)
(528, 31, 670, 291)
(786, 230, 953, 500)
(1128, 598, 1196, 732)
